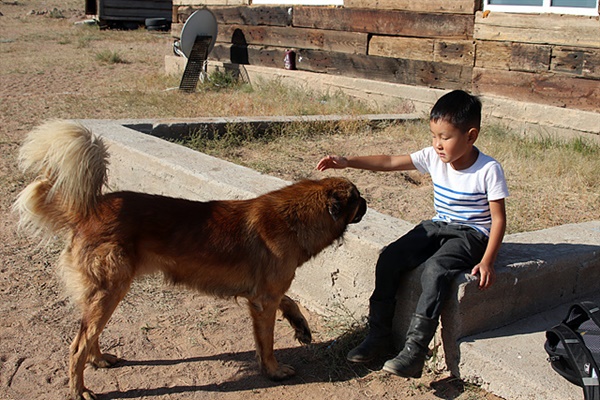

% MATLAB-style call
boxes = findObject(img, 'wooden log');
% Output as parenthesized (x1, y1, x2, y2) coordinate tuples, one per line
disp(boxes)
(295, 49, 472, 90)
(369, 36, 435, 60)
(433, 40, 475, 66)
(178, 5, 292, 26)
(475, 41, 553, 73)
(510, 43, 551, 73)
(474, 41, 510, 70)
(551, 47, 600, 79)
(369, 36, 474, 66)
(344, 0, 478, 14)
(173, 0, 247, 5)
(211, 43, 286, 68)
(293, 7, 473, 38)
(474, 11, 600, 48)
(472, 67, 600, 112)
(210, 44, 471, 90)
(217, 25, 368, 54)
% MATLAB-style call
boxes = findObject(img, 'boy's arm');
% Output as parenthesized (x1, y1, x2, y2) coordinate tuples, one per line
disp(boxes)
(471, 198, 507, 290)
(316, 154, 415, 172)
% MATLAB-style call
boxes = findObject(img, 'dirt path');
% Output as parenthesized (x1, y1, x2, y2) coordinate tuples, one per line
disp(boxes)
(0, 2, 502, 399)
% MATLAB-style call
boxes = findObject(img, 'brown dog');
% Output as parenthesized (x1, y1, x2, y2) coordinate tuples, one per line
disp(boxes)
(14, 120, 367, 400)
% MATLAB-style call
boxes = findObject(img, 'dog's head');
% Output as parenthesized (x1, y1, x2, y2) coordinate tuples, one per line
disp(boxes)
(322, 177, 367, 225)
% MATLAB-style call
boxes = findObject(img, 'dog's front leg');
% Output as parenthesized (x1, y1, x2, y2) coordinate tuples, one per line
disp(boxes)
(279, 295, 311, 345)
(248, 298, 296, 381)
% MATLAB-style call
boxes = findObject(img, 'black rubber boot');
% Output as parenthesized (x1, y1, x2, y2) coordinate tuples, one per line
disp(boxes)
(382, 314, 438, 378)
(346, 300, 395, 363)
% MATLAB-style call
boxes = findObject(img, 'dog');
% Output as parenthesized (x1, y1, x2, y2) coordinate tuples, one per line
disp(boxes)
(14, 120, 367, 400)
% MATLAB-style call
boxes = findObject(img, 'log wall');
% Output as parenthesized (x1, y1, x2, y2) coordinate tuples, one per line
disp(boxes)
(172, 1, 600, 113)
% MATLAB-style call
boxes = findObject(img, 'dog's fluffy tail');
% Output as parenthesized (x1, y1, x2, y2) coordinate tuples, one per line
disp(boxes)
(14, 120, 108, 238)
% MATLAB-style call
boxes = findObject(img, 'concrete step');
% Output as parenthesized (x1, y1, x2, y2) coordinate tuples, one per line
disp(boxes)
(458, 295, 600, 400)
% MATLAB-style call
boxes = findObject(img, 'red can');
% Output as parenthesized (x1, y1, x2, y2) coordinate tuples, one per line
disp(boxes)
(284, 50, 296, 70)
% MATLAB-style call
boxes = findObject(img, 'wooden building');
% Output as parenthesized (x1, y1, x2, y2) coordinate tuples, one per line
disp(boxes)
(87, 0, 172, 26)
(171, 0, 599, 127)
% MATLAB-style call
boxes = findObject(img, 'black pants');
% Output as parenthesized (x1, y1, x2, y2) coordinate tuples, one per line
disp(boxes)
(370, 220, 489, 319)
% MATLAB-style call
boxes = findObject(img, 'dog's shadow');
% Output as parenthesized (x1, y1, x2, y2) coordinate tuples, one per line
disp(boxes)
(97, 328, 381, 399)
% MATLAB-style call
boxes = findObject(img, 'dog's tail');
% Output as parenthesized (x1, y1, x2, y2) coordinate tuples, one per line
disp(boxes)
(14, 120, 108, 239)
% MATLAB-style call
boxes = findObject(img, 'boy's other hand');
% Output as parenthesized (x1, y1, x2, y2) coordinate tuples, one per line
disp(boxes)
(471, 262, 496, 290)
(316, 155, 348, 171)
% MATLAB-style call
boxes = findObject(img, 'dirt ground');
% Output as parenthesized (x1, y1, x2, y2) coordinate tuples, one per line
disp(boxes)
(0, 2, 507, 399)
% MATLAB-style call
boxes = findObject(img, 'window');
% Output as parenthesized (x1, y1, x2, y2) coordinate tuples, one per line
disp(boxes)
(484, 0, 599, 15)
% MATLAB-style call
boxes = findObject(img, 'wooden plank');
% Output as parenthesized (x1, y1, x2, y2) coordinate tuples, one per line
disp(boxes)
(217, 25, 368, 54)
(211, 43, 286, 68)
(211, 6, 291, 26)
(433, 40, 475, 66)
(475, 41, 551, 72)
(472, 67, 600, 112)
(551, 47, 600, 79)
(344, 0, 477, 14)
(295, 49, 472, 90)
(474, 11, 600, 48)
(369, 36, 474, 66)
(475, 41, 511, 70)
(293, 7, 473, 38)
(178, 6, 291, 27)
(369, 36, 435, 60)
(211, 44, 472, 90)
(173, 0, 248, 5)
(510, 43, 551, 73)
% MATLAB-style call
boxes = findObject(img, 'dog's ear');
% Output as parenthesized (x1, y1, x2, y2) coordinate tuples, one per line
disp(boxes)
(327, 193, 343, 222)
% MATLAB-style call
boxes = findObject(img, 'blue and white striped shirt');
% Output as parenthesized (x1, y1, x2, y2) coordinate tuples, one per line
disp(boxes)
(410, 147, 509, 236)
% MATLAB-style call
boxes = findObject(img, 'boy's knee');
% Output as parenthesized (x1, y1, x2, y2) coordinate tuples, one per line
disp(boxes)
(420, 264, 449, 289)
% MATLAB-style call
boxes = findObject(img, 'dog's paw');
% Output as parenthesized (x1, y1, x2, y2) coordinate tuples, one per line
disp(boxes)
(294, 323, 312, 345)
(267, 364, 296, 381)
(90, 353, 120, 369)
(74, 388, 97, 400)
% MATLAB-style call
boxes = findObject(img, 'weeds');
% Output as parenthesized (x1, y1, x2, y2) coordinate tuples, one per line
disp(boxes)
(95, 49, 127, 64)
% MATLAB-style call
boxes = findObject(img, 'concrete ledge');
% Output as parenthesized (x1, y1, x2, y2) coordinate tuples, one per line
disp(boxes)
(79, 119, 600, 400)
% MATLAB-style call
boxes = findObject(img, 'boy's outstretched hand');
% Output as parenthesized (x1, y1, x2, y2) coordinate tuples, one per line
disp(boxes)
(316, 155, 348, 171)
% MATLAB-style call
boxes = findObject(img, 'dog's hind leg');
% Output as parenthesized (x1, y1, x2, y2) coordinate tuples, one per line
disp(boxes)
(248, 297, 296, 381)
(69, 282, 130, 400)
(279, 295, 311, 345)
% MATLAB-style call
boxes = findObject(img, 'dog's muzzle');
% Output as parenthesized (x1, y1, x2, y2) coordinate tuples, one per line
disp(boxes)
(351, 198, 367, 224)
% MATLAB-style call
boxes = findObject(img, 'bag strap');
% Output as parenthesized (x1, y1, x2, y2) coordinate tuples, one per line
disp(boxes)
(573, 302, 600, 330)
(552, 323, 600, 400)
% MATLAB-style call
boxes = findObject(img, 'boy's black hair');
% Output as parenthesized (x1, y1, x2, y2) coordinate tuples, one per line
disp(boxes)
(430, 90, 482, 132)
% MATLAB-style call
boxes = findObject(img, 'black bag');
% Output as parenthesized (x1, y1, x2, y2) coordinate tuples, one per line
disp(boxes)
(545, 301, 600, 400)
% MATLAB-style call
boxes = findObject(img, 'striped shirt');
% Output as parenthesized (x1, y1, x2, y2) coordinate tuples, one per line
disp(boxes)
(410, 146, 509, 236)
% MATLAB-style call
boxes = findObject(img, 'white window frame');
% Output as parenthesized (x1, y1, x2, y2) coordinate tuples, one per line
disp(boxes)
(484, 0, 599, 16)
(252, 0, 343, 4)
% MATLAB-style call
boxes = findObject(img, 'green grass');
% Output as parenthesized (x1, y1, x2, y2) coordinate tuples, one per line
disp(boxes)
(95, 49, 127, 64)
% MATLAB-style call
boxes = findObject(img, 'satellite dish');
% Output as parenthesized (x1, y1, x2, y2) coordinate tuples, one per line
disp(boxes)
(175, 9, 217, 58)
(173, 9, 218, 92)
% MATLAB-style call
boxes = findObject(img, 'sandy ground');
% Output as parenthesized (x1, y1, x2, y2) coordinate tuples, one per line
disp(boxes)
(0, 1, 503, 399)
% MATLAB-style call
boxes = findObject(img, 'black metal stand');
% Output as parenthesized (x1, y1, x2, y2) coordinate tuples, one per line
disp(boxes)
(179, 35, 212, 93)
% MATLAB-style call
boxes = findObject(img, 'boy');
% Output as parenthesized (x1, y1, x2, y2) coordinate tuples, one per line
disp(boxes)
(316, 90, 508, 378)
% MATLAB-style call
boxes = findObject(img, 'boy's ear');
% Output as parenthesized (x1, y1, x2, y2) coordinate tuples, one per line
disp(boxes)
(467, 127, 479, 143)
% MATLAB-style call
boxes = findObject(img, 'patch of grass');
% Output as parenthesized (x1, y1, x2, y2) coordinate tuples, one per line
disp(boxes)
(48, 7, 64, 18)
(198, 69, 250, 92)
(95, 49, 127, 64)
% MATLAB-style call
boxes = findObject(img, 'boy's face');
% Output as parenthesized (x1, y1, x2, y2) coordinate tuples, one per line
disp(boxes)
(430, 119, 478, 170)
